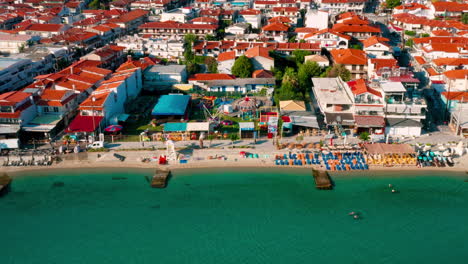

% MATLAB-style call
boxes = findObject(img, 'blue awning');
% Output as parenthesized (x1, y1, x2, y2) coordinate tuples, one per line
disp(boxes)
(152, 94, 190, 116)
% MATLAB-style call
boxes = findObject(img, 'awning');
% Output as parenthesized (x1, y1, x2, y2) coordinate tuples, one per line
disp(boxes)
(0, 125, 20, 134)
(0, 138, 19, 149)
(22, 115, 62, 132)
(290, 115, 319, 128)
(239, 122, 255, 131)
(186, 122, 209, 131)
(163, 122, 187, 132)
(354, 116, 385, 128)
(152, 94, 190, 116)
(65, 115, 104, 133)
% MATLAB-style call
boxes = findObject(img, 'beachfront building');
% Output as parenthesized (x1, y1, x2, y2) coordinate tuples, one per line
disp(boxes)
(0, 91, 36, 149)
(347, 79, 385, 136)
(380, 81, 427, 137)
(189, 73, 275, 94)
(311, 77, 355, 133)
(143, 65, 188, 90)
(22, 90, 78, 140)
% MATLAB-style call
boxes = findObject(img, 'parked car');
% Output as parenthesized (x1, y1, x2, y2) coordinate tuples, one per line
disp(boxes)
(221, 120, 234, 126)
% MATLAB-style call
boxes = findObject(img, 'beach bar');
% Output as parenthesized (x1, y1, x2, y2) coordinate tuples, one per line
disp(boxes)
(151, 94, 191, 121)
(363, 143, 417, 167)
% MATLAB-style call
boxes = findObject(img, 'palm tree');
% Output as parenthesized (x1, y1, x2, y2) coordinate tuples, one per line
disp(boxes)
(207, 134, 215, 148)
(229, 134, 239, 149)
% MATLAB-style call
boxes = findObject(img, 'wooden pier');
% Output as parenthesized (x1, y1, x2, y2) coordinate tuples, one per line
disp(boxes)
(148, 168, 170, 188)
(312, 169, 333, 190)
(0, 173, 12, 196)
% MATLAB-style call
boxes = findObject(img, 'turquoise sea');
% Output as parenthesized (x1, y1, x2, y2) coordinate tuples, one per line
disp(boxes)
(1, 168, 468, 264)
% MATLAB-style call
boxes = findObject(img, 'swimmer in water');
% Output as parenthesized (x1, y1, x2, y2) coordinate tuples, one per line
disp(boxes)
(348, 211, 355, 215)
(353, 215, 359, 219)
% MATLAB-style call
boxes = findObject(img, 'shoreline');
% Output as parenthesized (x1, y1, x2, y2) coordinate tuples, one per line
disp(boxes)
(4, 159, 467, 177)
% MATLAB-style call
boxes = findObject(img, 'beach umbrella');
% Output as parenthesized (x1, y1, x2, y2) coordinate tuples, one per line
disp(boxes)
(104, 125, 123, 133)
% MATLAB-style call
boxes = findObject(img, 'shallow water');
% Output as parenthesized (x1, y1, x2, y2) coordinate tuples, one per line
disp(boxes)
(1, 168, 468, 264)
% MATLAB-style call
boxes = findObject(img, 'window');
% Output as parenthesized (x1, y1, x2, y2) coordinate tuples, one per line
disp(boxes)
(43, 107, 49, 113)
(53, 107, 59, 112)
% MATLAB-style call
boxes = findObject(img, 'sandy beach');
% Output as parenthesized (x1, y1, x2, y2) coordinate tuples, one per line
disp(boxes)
(2, 148, 467, 176)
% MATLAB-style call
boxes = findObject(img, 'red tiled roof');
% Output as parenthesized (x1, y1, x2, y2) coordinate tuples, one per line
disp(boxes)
(395, 3, 429, 10)
(332, 23, 381, 33)
(441, 91, 468, 102)
(252, 69, 274, 78)
(262, 22, 289, 31)
(426, 67, 440, 76)
(189, 73, 235, 81)
(295, 27, 318, 33)
(432, 29, 452, 37)
(217, 51, 236, 61)
(140, 21, 217, 30)
(0, 91, 30, 106)
(330, 48, 367, 65)
(413, 56, 426, 65)
(190, 17, 218, 24)
(26, 23, 64, 32)
(347, 79, 382, 97)
(432, 2, 468, 12)
(268, 16, 291, 24)
(108, 9, 148, 24)
(39, 89, 67, 101)
(443, 69, 468, 79)
(65, 115, 104, 133)
(369, 58, 398, 70)
(362, 36, 390, 48)
(304, 28, 352, 40)
(272, 7, 299, 12)
(432, 58, 468, 67)
(245, 46, 272, 60)
(240, 9, 261, 15)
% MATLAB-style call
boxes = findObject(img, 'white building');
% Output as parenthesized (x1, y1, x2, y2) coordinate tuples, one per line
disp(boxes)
(305, 9, 329, 30)
(217, 51, 236, 74)
(160, 8, 194, 23)
(319, 0, 368, 15)
(245, 46, 274, 71)
(0, 34, 33, 54)
(238, 9, 262, 29)
(0, 58, 34, 93)
(144, 64, 187, 90)
(225, 23, 250, 35)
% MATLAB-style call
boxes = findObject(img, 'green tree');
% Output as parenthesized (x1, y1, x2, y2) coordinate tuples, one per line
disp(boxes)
(205, 57, 218, 73)
(359, 132, 370, 141)
(207, 134, 215, 148)
(292, 49, 312, 65)
(462, 13, 468, 24)
(298, 61, 322, 96)
(351, 44, 362, 50)
(405, 38, 414, 47)
(385, 0, 401, 9)
(184, 34, 197, 45)
(231, 55, 254, 78)
(325, 64, 351, 81)
(186, 62, 200, 75)
(229, 133, 239, 148)
(275, 67, 302, 101)
(205, 34, 216, 41)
